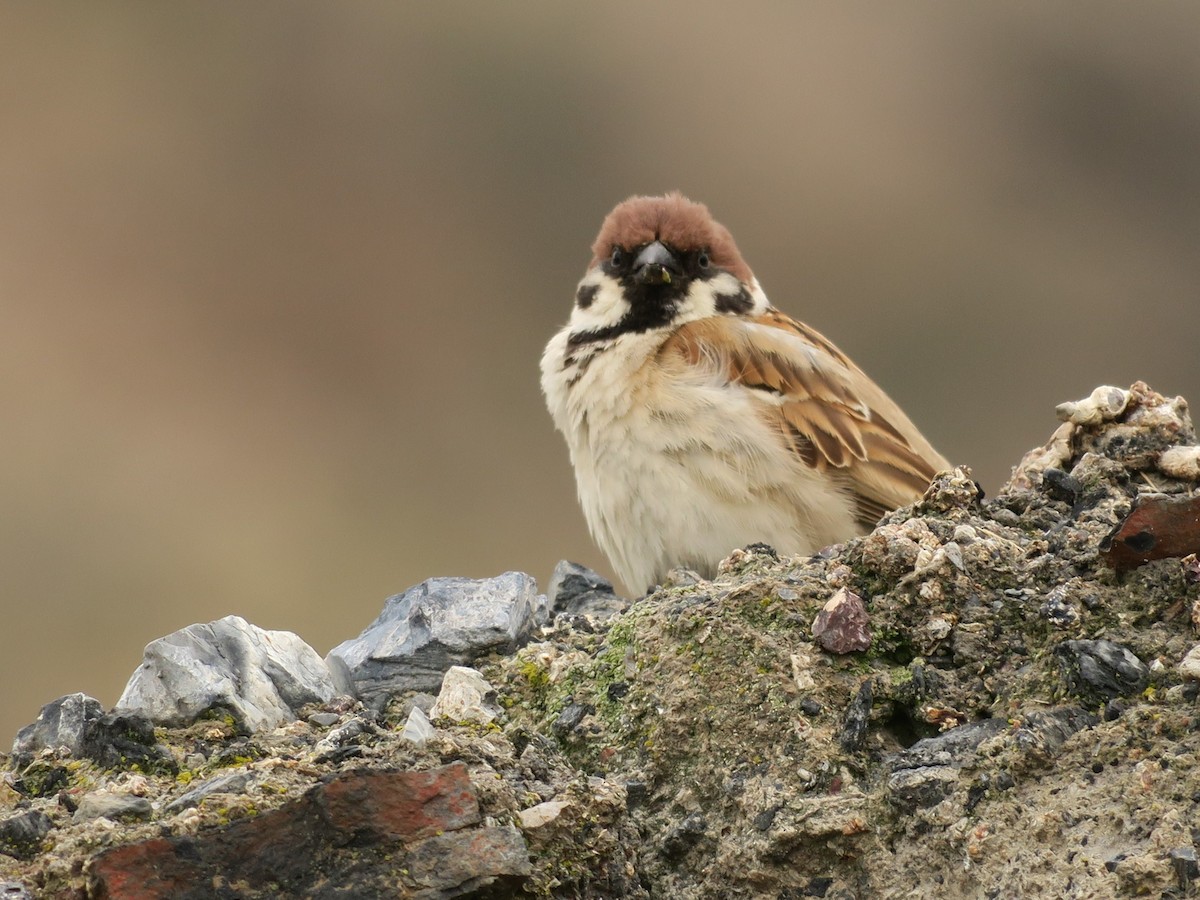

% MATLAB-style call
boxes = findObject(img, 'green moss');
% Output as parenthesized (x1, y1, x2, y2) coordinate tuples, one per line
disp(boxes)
(866, 626, 917, 665)
(207, 743, 264, 769)
(516, 657, 550, 692)
(196, 707, 242, 734)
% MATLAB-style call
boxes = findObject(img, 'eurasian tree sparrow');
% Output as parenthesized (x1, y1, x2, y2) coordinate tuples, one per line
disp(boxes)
(541, 193, 950, 594)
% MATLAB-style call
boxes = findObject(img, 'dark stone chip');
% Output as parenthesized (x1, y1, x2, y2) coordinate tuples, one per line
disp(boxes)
(1171, 847, 1200, 889)
(1054, 640, 1149, 704)
(660, 813, 707, 860)
(606, 681, 630, 701)
(552, 702, 594, 735)
(753, 806, 780, 831)
(79, 712, 177, 774)
(0, 811, 53, 861)
(839, 680, 873, 751)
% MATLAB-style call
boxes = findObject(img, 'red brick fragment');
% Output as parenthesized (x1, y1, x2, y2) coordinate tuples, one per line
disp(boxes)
(87, 763, 485, 898)
(87, 837, 203, 900)
(318, 761, 480, 843)
(1102, 493, 1200, 572)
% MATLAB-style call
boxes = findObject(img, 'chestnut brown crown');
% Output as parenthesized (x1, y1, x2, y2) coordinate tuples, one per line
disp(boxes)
(588, 193, 753, 285)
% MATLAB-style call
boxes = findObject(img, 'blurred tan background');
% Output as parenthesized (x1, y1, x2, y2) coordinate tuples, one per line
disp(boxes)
(3, 3, 1199, 743)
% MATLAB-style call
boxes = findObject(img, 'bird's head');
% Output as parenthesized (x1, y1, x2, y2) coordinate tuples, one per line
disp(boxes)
(567, 193, 766, 346)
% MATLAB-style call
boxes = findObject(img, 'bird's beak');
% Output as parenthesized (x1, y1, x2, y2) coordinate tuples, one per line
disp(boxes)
(633, 241, 680, 285)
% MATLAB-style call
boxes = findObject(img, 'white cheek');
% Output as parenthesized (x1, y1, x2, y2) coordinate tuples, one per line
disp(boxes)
(747, 279, 770, 314)
(677, 271, 757, 323)
(568, 272, 629, 331)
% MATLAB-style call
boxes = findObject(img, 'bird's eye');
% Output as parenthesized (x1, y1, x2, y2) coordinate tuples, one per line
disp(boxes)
(610, 247, 624, 267)
(697, 251, 711, 270)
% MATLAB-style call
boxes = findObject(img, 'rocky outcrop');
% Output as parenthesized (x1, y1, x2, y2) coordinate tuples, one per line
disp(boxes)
(114, 616, 349, 733)
(326, 572, 550, 706)
(5, 383, 1200, 898)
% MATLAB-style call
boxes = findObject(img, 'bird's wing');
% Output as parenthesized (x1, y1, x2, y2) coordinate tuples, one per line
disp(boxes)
(659, 309, 950, 528)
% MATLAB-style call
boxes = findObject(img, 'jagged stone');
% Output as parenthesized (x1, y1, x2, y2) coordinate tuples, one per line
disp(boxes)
(887, 766, 959, 811)
(405, 826, 531, 897)
(1015, 708, 1097, 751)
(401, 705, 435, 746)
(429, 666, 502, 725)
(114, 615, 349, 733)
(85, 764, 491, 897)
(517, 798, 571, 830)
(163, 771, 253, 814)
(838, 679, 873, 750)
(1178, 644, 1200, 681)
(10, 693, 103, 768)
(811, 587, 871, 654)
(326, 572, 548, 706)
(552, 701, 593, 736)
(890, 718, 1006, 771)
(0, 811, 52, 861)
(1054, 639, 1149, 705)
(547, 560, 627, 618)
(78, 711, 174, 772)
(1171, 847, 1200, 887)
(73, 793, 153, 823)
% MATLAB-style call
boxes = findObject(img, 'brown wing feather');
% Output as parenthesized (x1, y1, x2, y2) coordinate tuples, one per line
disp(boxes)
(853, 494, 896, 530)
(661, 310, 949, 521)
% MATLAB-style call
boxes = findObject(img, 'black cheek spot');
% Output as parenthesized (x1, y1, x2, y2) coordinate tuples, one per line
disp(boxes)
(715, 286, 753, 314)
(576, 284, 599, 309)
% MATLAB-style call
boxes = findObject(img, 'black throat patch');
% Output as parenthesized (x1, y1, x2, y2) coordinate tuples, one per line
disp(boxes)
(567, 278, 683, 348)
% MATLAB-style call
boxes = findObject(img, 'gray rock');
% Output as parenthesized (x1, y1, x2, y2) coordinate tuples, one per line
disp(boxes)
(552, 701, 593, 736)
(0, 882, 33, 900)
(547, 561, 627, 618)
(79, 711, 174, 772)
(890, 719, 1006, 771)
(312, 716, 377, 761)
(401, 705, 435, 746)
(839, 679, 873, 751)
(1054, 640, 1148, 704)
(661, 813, 708, 860)
(518, 798, 572, 830)
(429, 666, 503, 725)
(406, 825, 531, 895)
(114, 615, 349, 733)
(1170, 847, 1200, 890)
(73, 793, 153, 823)
(326, 572, 548, 704)
(396, 692, 437, 718)
(887, 766, 960, 811)
(10, 693, 104, 767)
(1012, 708, 1098, 757)
(0, 811, 52, 861)
(164, 771, 254, 814)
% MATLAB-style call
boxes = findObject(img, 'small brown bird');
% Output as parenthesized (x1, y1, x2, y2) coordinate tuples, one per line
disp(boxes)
(541, 193, 949, 593)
